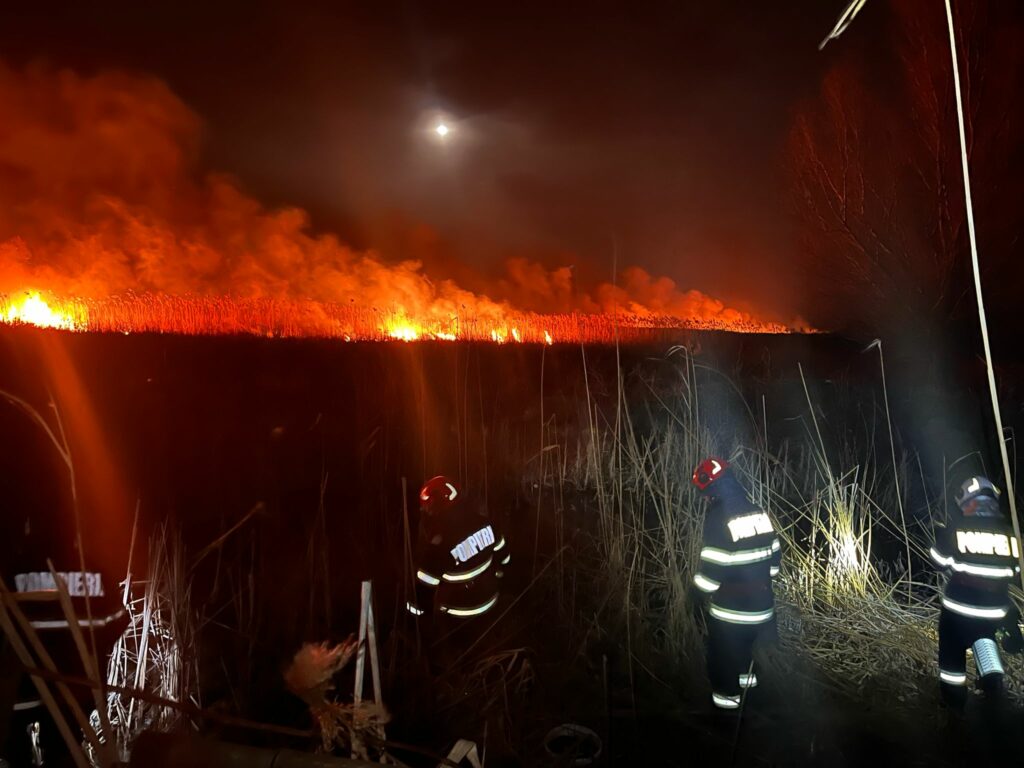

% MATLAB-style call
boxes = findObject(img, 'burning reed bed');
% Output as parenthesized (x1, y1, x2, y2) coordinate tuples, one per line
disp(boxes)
(1, 290, 794, 341)
(539, 346, 1024, 708)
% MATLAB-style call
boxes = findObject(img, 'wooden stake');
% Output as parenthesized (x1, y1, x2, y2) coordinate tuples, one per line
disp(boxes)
(353, 580, 387, 762)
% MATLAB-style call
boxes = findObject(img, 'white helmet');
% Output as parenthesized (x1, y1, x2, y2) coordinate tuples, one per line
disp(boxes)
(955, 476, 1001, 514)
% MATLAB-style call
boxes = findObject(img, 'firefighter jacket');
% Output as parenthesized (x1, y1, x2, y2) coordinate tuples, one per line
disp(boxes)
(692, 485, 781, 626)
(930, 514, 1020, 621)
(2, 506, 126, 712)
(407, 500, 508, 619)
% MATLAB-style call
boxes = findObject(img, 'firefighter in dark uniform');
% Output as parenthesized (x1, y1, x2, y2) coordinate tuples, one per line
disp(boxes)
(930, 475, 1023, 708)
(690, 457, 781, 710)
(1, 510, 126, 764)
(406, 476, 508, 628)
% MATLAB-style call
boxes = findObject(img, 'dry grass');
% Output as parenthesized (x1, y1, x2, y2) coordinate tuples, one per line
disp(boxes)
(92, 522, 198, 762)
(283, 637, 389, 753)
(545, 346, 1024, 706)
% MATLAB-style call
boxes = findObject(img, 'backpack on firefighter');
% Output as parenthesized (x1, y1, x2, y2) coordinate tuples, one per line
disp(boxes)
(930, 475, 1023, 708)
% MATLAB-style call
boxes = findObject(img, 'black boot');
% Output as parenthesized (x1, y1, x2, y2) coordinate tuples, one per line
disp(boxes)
(939, 680, 968, 713)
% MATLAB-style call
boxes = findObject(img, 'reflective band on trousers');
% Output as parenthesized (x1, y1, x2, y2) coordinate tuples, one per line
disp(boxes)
(442, 593, 498, 617)
(406, 602, 424, 616)
(712, 693, 740, 709)
(709, 605, 775, 624)
(443, 556, 492, 582)
(941, 596, 1008, 619)
(939, 669, 967, 686)
(693, 573, 720, 593)
(972, 638, 1005, 677)
(930, 548, 1015, 578)
(738, 673, 758, 689)
(416, 570, 440, 586)
(769, 565, 780, 577)
(701, 545, 775, 565)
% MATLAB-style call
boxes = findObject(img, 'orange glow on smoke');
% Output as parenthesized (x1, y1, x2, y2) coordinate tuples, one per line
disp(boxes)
(0, 64, 809, 343)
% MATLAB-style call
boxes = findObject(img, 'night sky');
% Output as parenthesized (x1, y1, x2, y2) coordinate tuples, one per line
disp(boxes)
(1, 1, 1021, 330)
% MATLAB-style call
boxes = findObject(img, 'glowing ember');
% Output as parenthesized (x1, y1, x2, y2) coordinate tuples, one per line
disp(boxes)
(2, 292, 81, 331)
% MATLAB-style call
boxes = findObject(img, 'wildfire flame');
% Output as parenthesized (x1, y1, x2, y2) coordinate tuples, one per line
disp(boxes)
(0, 291, 797, 342)
(0, 64, 811, 344)
(386, 322, 421, 342)
(3, 292, 81, 331)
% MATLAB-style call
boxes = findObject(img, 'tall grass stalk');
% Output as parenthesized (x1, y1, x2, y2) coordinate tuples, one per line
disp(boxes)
(545, 351, 1023, 703)
(865, 339, 911, 595)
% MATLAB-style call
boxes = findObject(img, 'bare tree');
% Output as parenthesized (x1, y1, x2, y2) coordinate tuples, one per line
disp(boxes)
(789, 0, 1023, 338)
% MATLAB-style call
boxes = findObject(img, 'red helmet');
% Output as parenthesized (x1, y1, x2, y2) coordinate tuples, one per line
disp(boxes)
(692, 457, 729, 491)
(419, 475, 461, 511)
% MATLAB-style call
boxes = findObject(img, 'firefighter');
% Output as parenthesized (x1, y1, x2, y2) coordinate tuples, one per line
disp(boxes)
(406, 476, 509, 626)
(1, 528, 126, 764)
(690, 457, 781, 711)
(930, 475, 1023, 709)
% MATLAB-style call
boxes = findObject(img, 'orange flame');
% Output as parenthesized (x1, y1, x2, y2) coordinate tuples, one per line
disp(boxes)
(0, 292, 796, 341)
(385, 322, 421, 342)
(0, 64, 808, 343)
(2, 292, 82, 331)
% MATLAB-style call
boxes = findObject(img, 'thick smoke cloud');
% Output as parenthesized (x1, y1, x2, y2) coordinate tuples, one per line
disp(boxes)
(0, 63, 776, 328)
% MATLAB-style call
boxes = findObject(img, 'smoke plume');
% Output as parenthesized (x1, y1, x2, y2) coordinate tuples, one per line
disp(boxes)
(0, 62, 786, 334)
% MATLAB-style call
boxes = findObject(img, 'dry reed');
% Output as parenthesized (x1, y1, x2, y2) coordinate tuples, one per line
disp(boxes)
(547, 348, 1024, 706)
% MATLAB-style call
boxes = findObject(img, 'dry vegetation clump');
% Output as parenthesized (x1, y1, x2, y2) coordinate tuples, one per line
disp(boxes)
(92, 523, 198, 762)
(283, 638, 389, 753)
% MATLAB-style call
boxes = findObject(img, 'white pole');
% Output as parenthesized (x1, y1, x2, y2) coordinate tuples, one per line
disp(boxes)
(943, 0, 1024, 592)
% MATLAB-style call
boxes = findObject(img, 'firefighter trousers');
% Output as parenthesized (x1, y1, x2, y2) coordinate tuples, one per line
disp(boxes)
(0, 636, 16, 758)
(707, 615, 772, 700)
(938, 608, 1004, 708)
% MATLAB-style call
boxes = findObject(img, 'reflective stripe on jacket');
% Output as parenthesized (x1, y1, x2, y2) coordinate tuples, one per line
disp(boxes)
(408, 502, 506, 618)
(932, 517, 1018, 618)
(693, 494, 779, 623)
